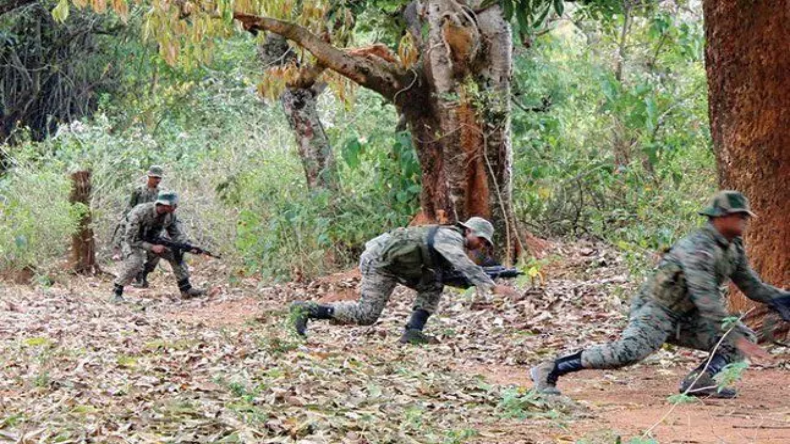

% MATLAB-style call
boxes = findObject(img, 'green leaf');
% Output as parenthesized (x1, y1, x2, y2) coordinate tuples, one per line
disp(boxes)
(51, 0, 70, 23)
(503, 0, 515, 20)
(553, 0, 564, 16)
(342, 137, 363, 169)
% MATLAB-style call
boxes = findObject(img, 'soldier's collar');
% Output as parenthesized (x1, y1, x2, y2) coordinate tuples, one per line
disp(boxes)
(704, 223, 731, 247)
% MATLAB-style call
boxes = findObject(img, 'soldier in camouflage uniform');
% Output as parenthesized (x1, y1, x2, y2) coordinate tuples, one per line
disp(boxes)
(531, 191, 790, 398)
(111, 191, 205, 303)
(291, 217, 519, 344)
(113, 166, 164, 287)
(127, 165, 164, 211)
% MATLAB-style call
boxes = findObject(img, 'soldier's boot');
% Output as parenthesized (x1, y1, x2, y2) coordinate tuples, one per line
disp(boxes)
(290, 301, 334, 336)
(530, 351, 584, 396)
(110, 284, 125, 304)
(679, 353, 738, 399)
(177, 279, 206, 299)
(399, 309, 438, 345)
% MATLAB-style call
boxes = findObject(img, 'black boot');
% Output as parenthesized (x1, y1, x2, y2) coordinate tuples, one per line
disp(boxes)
(110, 284, 125, 304)
(177, 279, 206, 299)
(290, 301, 334, 336)
(530, 351, 584, 395)
(399, 309, 437, 345)
(680, 353, 738, 398)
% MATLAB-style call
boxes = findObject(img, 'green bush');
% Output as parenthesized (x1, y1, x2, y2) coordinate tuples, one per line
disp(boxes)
(0, 160, 78, 271)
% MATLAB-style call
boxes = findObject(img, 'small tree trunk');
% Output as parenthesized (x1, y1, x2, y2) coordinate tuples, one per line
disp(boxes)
(70, 170, 99, 274)
(259, 34, 339, 193)
(704, 0, 790, 340)
(280, 85, 339, 192)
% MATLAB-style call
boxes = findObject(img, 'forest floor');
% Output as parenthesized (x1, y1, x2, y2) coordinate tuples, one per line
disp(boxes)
(1, 242, 788, 444)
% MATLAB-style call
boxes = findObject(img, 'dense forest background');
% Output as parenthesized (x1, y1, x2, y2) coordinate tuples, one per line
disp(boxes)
(1, 0, 713, 281)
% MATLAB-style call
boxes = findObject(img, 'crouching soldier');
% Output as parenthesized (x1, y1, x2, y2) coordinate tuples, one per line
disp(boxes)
(531, 191, 790, 398)
(111, 191, 205, 303)
(290, 217, 519, 344)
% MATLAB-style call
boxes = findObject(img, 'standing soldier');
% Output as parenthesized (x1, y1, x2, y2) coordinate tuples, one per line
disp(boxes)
(127, 165, 164, 211)
(290, 217, 519, 344)
(113, 165, 164, 288)
(111, 191, 205, 303)
(531, 191, 790, 398)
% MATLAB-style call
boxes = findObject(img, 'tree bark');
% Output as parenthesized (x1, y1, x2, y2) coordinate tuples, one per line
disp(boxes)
(69, 170, 100, 274)
(703, 0, 790, 339)
(258, 34, 339, 192)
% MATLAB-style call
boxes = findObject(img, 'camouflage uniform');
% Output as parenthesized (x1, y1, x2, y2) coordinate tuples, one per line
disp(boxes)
(332, 225, 496, 325)
(126, 184, 160, 213)
(112, 165, 163, 250)
(581, 223, 783, 368)
(531, 191, 790, 397)
(291, 217, 499, 343)
(113, 201, 189, 287)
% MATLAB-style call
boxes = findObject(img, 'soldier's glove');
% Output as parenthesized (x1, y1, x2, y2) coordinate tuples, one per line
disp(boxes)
(768, 295, 790, 322)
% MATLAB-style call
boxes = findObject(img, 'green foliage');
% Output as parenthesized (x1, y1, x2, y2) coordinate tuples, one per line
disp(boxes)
(713, 362, 748, 391)
(496, 387, 560, 420)
(511, 2, 712, 270)
(0, 159, 78, 271)
(2, 1, 716, 281)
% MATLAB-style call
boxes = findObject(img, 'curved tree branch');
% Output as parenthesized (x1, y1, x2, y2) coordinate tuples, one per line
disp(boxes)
(234, 13, 409, 100)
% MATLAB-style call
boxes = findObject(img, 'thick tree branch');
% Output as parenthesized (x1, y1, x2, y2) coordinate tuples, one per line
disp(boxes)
(234, 13, 407, 100)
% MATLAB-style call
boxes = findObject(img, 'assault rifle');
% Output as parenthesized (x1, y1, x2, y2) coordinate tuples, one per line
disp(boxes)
(442, 265, 523, 289)
(149, 237, 221, 263)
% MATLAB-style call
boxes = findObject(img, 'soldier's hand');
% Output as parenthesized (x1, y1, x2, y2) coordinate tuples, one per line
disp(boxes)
(151, 244, 167, 254)
(735, 337, 773, 363)
(493, 285, 520, 298)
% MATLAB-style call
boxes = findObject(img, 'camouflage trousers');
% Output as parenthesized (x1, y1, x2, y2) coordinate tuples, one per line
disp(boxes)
(113, 243, 189, 287)
(581, 300, 747, 369)
(331, 250, 443, 325)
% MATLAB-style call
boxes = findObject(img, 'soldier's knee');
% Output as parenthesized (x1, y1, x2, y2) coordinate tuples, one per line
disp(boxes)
(618, 343, 655, 365)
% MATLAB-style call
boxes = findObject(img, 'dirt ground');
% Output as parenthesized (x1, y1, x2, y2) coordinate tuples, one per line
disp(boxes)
(166, 292, 790, 444)
(475, 364, 790, 444)
(2, 243, 788, 443)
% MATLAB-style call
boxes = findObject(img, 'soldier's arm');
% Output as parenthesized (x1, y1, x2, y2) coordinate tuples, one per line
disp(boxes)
(166, 216, 189, 244)
(124, 209, 154, 251)
(683, 247, 745, 341)
(127, 188, 140, 211)
(730, 239, 788, 303)
(433, 229, 495, 290)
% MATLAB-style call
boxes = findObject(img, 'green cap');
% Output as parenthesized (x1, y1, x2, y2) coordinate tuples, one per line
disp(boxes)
(460, 216, 494, 246)
(699, 190, 756, 218)
(155, 190, 179, 206)
(147, 165, 164, 178)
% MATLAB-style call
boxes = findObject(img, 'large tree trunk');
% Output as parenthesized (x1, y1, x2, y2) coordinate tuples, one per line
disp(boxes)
(403, 1, 521, 262)
(258, 34, 339, 192)
(236, 1, 523, 261)
(703, 0, 790, 339)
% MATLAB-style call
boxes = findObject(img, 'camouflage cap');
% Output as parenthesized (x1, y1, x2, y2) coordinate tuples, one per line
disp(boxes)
(155, 190, 179, 207)
(147, 165, 164, 178)
(459, 217, 494, 246)
(700, 190, 756, 218)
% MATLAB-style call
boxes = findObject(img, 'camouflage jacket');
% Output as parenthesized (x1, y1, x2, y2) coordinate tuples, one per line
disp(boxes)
(126, 184, 159, 214)
(367, 225, 495, 291)
(123, 202, 187, 251)
(643, 223, 788, 339)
